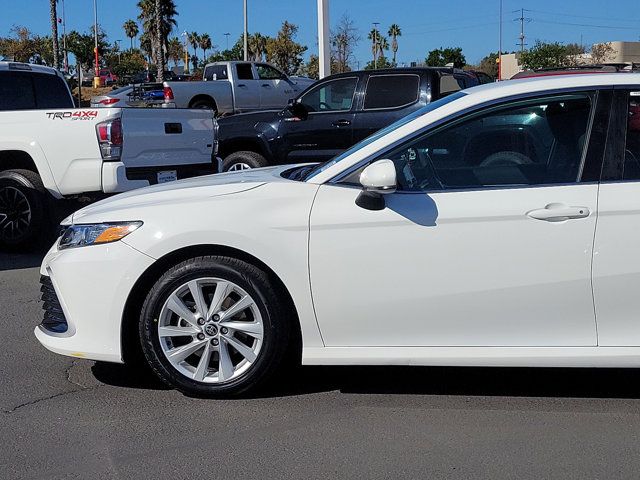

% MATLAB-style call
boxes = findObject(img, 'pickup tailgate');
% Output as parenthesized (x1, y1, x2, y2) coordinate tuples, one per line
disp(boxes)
(120, 109, 214, 167)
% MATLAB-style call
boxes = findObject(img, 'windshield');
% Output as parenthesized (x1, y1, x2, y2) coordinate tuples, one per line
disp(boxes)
(304, 91, 467, 180)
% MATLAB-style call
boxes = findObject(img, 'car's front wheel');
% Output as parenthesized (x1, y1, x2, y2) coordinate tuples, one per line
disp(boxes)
(139, 256, 293, 397)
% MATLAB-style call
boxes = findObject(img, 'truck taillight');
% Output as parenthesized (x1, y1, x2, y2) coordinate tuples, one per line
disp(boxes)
(163, 86, 174, 100)
(99, 98, 119, 105)
(96, 118, 123, 161)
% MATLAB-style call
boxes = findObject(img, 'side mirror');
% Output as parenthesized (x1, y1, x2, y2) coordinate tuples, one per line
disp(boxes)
(356, 159, 397, 210)
(288, 101, 308, 120)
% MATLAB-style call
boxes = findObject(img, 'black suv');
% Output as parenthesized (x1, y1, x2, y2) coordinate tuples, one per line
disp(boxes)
(217, 67, 488, 171)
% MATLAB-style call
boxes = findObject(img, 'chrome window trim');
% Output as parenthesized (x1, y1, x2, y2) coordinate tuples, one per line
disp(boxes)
(328, 86, 607, 186)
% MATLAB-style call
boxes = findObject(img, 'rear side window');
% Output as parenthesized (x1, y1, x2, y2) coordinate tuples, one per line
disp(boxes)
(624, 92, 640, 180)
(32, 73, 73, 108)
(439, 74, 462, 96)
(364, 74, 420, 110)
(235, 63, 254, 80)
(204, 65, 228, 81)
(0, 71, 36, 110)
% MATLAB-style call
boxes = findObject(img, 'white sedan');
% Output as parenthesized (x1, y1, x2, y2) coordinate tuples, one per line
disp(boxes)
(36, 74, 640, 396)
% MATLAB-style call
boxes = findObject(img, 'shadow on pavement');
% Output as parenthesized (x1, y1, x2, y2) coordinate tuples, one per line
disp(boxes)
(91, 362, 640, 400)
(0, 249, 47, 272)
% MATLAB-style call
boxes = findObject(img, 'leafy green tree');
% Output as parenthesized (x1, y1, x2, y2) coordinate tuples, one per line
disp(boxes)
(367, 28, 388, 66)
(478, 51, 499, 77)
(425, 47, 466, 68)
(137, 0, 177, 77)
(364, 55, 393, 70)
(167, 37, 183, 68)
(265, 22, 307, 75)
(519, 41, 571, 70)
(248, 33, 268, 62)
(199, 33, 212, 61)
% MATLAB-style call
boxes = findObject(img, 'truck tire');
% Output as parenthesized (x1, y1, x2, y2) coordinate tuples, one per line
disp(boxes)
(223, 151, 269, 172)
(189, 98, 217, 115)
(0, 169, 52, 251)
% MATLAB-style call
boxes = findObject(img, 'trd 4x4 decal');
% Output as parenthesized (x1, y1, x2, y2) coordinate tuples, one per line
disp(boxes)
(46, 111, 99, 120)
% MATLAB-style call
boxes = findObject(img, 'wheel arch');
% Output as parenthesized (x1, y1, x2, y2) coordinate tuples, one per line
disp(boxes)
(121, 243, 302, 366)
(0, 147, 62, 199)
(188, 94, 217, 111)
(219, 137, 269, 159)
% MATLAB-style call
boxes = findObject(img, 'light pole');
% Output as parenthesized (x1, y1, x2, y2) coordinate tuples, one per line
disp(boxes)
(181, 31, 189, 74)
(373, 22, 380, 70)
(115, 39, 122, 64)
(317, 0, 330, 78)
(93, 0, 99, 80)
(498, 0, 502, 80)
(224, 33, 230, 51)
(61, 0, 68, 73)
(243, 0, 248, 61)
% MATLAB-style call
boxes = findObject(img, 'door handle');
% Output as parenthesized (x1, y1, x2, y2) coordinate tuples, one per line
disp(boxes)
(238, 83, 246, 87)
(261, 84, 271, 87)
(526, 203, 590, 222)
(332, 119, 351, 127)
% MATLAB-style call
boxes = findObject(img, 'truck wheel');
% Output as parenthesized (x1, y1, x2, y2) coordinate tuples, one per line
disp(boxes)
(0, 169, 52, 251)
(223, 152, 268, 172)
(190, 99, 217, 116)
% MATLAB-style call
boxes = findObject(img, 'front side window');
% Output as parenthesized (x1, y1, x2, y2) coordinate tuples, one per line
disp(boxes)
(299, 77, 357, 112)
(363, 74, 420, 110)
(256, 64, 284, 80)
(382, 93, 593, 192)
(235, 63, 254, 80)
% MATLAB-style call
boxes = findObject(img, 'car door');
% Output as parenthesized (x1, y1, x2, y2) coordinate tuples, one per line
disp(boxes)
(255, 63, 297, 109)
(592, 89, 640, 346)
(351, 73, 423, 145)
(232, 62, 260, 112)
(282, 76, 358, 163)
(309, 91, 607, 347)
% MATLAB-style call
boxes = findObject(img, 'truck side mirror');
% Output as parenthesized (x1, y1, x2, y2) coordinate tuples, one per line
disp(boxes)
(288, 101, 309, 121)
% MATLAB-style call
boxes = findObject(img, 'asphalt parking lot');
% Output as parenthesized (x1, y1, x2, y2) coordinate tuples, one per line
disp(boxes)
(2, 251, 640, 479)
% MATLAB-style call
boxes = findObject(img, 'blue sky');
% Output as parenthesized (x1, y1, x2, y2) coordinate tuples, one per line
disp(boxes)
(2, 0, 640, 66)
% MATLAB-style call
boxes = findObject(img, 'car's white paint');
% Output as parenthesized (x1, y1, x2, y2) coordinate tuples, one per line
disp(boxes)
(0, 107, 215, 197)
(36, 73, 640, 369)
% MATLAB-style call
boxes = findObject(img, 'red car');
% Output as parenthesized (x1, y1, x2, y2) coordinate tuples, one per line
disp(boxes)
(99, 68, 118, 85)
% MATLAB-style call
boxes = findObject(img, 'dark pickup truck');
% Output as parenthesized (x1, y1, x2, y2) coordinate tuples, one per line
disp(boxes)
(217, 67, 492, 171)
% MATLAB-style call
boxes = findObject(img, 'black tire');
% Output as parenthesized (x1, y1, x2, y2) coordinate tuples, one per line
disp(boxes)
(223, 151, 269, 172)
(0, 169, 52, 251)
(189, 98, 217, 115)
(139, 255, 293, 397)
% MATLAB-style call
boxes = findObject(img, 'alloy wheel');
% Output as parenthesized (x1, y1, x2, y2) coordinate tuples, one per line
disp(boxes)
(157, 277, 264, 384)
(227, 163, 252, 171)
(0, 186, 32, 241)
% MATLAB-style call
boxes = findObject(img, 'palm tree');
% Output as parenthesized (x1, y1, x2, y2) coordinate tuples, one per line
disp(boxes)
(123, 20, 139, 50)
(188, 31, 200, 64)
(137, 0, 177, 73)
(368, 28, 387, 66)
(248, 33, 267, 61)
(50, 0, 59, 68)
(199, 33, 212, 62)
(388, 24, 401, 65)
(167, 37, 183, 67)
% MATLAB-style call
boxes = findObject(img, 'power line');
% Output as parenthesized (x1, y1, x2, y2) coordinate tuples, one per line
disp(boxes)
(533, 19, 640, 30)
(514, 8, 532, 53)
(528, 8, 640, 24)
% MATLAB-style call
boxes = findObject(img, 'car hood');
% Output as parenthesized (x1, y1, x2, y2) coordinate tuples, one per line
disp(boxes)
(71, 165, 297, 223)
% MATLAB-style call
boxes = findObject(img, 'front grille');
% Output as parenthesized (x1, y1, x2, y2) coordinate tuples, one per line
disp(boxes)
(40, 275, 68, 333)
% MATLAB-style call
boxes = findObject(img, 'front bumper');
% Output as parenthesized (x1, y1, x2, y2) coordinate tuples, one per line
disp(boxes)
(34, 239, 155, 363)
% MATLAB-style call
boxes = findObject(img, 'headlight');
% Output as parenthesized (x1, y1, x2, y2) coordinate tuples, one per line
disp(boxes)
(58, 222, 142, 250)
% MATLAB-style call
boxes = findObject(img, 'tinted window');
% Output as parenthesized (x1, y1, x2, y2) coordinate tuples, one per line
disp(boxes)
(235, 63, 254, 80)
(33, 73, 73, 108)
(204, 65, 228, 81)
(383, 94, 593, 191)
(256, 64, 284, 80)
(439, 74, 462, 96)
(0, 71, 36, 110)
(299, 77, 357, 112)
(364, 74, 420, 110)
(624, 92, 640, 180)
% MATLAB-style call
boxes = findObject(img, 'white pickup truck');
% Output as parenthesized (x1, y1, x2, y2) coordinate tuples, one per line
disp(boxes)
(161, 61, 316, 115)
(0, 62, 217, 250)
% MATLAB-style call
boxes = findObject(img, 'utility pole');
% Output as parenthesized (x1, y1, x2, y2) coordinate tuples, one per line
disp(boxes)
(373, 22, 380, 70)
(514, 8, 532, 53)
(243, 0, 248, 61)
(93, 0, 99, 80)
(224, 32, 230, 51)
(182, 31, 189, 73)
(317, 0, 330, 78)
